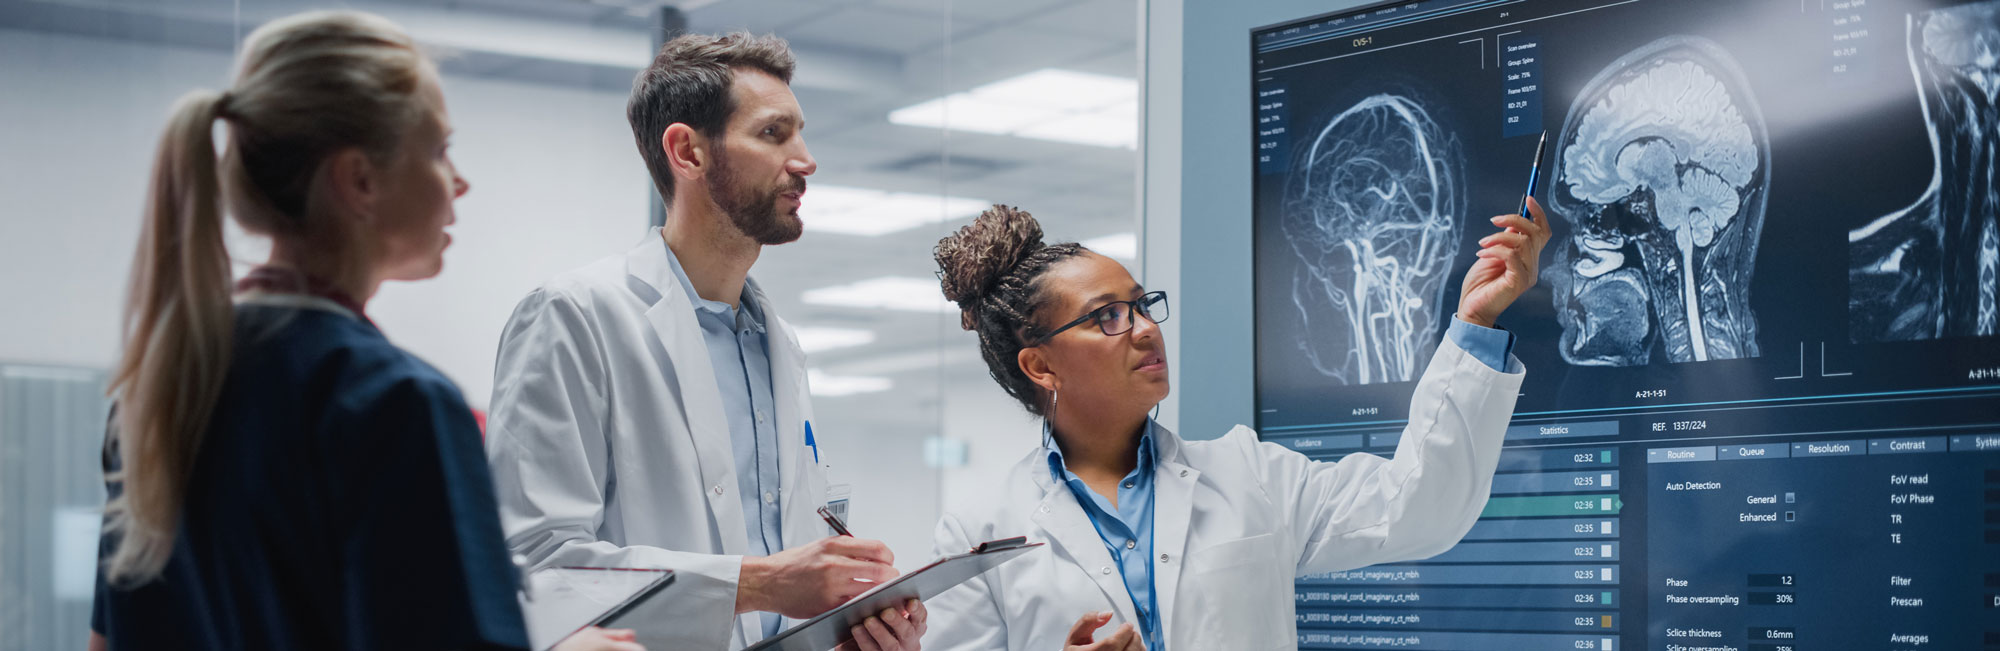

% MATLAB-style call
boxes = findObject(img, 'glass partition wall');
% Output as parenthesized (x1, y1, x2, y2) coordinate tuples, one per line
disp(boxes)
(0, 0, 1137, 646)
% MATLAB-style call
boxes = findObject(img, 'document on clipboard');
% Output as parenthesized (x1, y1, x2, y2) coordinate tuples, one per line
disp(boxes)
(519, 566, 676, 651)
(746, 537, 1044, 651)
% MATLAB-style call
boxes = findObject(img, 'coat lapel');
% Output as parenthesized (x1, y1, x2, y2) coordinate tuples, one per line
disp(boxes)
(1147, 425, 1199, 642)
(625, 232, 749, 556)
(1029, 470, 1141, 626)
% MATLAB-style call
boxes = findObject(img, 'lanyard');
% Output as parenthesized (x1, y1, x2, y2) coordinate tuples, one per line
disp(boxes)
(235, 266, 373, 327)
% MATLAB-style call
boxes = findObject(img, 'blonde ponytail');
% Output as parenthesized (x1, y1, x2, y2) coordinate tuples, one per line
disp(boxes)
(103, 10, 430, 586)
(105, 91, 235, 585)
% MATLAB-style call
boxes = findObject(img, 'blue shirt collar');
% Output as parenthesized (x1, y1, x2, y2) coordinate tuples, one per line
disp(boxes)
(661, 239, 766, 334)
(1045, 419, 1159, 486)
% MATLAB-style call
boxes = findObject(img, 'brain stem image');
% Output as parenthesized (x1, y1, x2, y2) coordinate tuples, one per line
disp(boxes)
(1281, 94, 1466, 385)
(1849, 2, 2000, 341)
(1548, 36, 1768, 366)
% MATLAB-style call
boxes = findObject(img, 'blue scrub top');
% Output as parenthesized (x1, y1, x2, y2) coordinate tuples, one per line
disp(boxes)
(90, 302, 528, 651)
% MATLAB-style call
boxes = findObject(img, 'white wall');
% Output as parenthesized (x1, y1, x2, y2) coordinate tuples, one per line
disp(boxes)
(0, 28, 650, 408)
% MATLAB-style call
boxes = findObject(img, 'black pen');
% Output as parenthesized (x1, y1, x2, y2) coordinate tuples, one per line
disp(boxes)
(1520, 130, 1548, 218)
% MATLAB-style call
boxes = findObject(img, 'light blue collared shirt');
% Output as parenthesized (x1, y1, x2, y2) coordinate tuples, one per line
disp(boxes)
(1448, 316, 1519, 373)
(663, 244, 785, 637)
(1046, 423, 1163, 651)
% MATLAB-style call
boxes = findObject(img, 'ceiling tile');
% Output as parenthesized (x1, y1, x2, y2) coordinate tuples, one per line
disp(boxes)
(781, 6, 960, 55)
(864, 0, 1068, 22)
(1023, 0, 1137, 38)
(685, 0, 843, 34)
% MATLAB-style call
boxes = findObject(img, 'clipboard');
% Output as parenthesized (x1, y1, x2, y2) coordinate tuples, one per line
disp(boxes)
(520, 566, 676, 651)
(745, 537, 1044, 651)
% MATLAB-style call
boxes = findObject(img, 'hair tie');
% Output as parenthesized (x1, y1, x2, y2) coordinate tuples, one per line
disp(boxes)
(214, 90, 237, 121)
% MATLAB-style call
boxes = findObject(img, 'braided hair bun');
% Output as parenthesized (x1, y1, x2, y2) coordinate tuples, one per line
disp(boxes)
(935, 205, 1045, 330)
(932, 205, 1086, 416)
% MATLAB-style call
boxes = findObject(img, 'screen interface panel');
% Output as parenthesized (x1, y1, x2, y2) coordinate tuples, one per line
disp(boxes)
(1251, 0, 2000, 648)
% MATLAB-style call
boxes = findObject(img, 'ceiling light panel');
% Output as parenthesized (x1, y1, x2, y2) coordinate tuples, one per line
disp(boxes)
(1081, 232, 1137, 260)
(802, 276, 955, 313)
(801, 185, 990, 236)
(888, 68, 1138, 149)
(793, 327, 877, 354)
(807, 369, 893, 397)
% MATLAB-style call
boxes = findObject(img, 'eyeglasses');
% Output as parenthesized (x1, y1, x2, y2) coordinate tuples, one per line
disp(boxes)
(1033, 291, 1169, 345)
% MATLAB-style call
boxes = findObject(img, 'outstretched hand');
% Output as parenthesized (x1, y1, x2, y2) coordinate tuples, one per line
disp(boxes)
(1458, 196, 1552, 328)
(1063, 611, 1144, 651)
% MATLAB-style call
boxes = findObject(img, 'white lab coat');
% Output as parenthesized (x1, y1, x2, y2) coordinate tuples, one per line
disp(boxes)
(925, 336, 1523, 651)
(486, 230, 831, 650)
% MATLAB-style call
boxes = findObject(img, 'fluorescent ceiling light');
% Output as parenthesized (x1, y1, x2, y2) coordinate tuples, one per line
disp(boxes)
(888, 69, 1138, 149)
(793, 327, 877, 354)
(974, 70, 1135, 109)
(801, 276, 955, 313)
(801, 185, 991, 237)
(808, 369, 893, 397)
(1081, 232, 1137, 260)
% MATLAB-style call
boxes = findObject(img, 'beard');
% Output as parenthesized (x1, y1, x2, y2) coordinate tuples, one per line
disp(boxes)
(708, 144, 805, 245)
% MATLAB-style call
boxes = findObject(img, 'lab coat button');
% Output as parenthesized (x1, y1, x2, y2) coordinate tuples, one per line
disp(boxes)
(1125, 540, 1137, 550)
(1159, 554, 1170, 563)
(1100, 566, 1112, 575)
(712, 485, 724, 495)
(1179, 469, 1188, 477)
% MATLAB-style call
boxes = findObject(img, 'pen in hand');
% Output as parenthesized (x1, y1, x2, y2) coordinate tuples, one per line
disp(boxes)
(1520, 130, 1548, 219)
(818, 505, 852, 537)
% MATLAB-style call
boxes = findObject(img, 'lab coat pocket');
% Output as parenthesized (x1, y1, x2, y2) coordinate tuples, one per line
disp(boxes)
(1179, 533, 1292, 650)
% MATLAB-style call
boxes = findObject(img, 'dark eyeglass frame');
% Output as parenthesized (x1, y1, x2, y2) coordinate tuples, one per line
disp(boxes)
(1031, 291, 1169, 346)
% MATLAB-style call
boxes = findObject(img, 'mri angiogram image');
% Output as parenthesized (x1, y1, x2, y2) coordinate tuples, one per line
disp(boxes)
(1849, 1, 2000, 341)
(1281, 94, 1466, 385)
(1547, 36, 1768, 366)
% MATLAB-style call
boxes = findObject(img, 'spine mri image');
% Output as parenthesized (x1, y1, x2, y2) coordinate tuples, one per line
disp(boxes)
(1547, 36, 1769, 366)
(1280, 94, 1466, 385)
(1849, 1, 2000, 342)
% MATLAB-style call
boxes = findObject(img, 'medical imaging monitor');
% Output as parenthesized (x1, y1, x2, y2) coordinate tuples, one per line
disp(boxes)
(1250, 0, 2000, 648)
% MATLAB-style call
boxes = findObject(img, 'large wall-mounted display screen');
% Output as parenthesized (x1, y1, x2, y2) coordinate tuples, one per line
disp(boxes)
(1251, 0, 2000, 648)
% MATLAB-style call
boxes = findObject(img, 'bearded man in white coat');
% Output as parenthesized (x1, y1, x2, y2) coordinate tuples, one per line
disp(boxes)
(486, 32, 926, 651)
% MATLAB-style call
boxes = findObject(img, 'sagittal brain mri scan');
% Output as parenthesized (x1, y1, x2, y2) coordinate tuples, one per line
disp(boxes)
(1850, 0, 2000, 342)
(1281, 94, 1466, 385)
(1252, 1, 2000, 648)
(1549, 36, 1768, 367)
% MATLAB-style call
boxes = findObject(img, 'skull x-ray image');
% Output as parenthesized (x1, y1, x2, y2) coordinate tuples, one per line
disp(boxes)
(1849, 1, 2000, 341)
(1280, 94, 1465, 385)
(1547, 36, 1769, 366)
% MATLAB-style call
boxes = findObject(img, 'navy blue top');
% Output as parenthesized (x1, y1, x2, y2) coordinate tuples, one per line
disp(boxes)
(90, 302, 528, 651)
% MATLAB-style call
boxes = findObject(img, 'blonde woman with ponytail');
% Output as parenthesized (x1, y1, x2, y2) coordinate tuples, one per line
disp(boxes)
(87, 11, 641, 651)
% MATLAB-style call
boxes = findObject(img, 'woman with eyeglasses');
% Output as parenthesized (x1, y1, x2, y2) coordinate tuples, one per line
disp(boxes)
(920, 203, 1548, 650)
